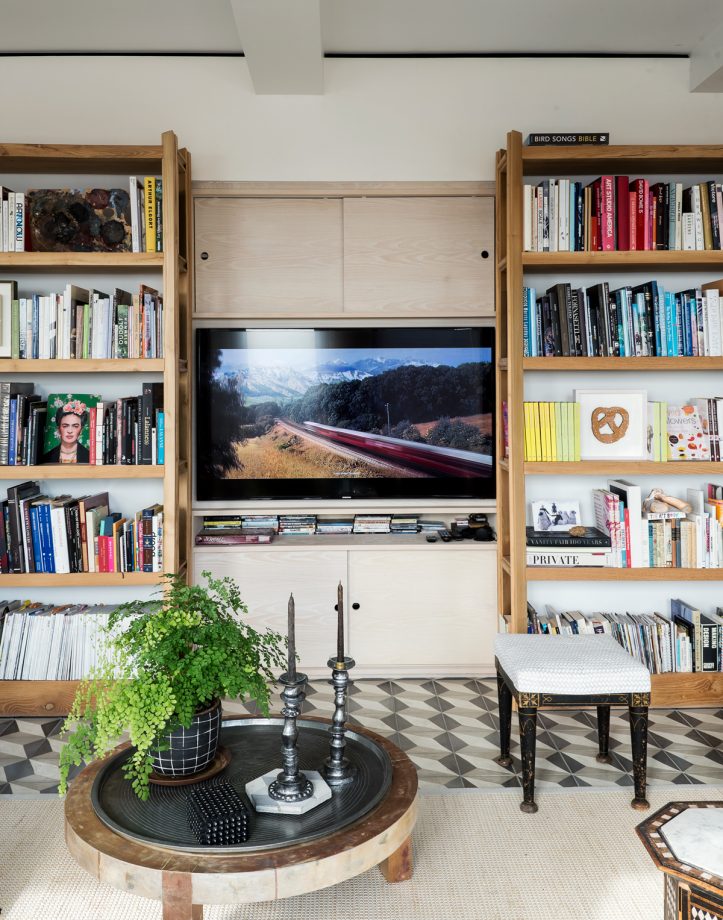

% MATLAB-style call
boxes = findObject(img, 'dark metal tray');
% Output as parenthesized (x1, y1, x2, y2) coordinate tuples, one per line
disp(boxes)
(91, 718, 393, 853)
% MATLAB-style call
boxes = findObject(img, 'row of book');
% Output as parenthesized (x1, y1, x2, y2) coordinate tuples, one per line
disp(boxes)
(523, 281, 723, 358)
(523, 398, 723, 462)
(0, 384, 164, 466)
(0, 600, 117, 681)
(3, 281, 164, 360)
(527, 599, 723, 674)
(194, 513, 473, 544)
(0, 179, 162, 253)
(522, 402, 581, 462)
(523, 177, 723, 252)
(0, 481, 163, 574)
(527, 481, 723, 569)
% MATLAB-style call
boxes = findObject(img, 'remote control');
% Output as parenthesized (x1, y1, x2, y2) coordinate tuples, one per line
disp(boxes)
(425, 533, 438, 542)
(437, 529, 452, 542)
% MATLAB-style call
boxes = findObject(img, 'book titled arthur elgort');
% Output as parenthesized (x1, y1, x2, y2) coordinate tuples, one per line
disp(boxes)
(525, 133, 610, 146)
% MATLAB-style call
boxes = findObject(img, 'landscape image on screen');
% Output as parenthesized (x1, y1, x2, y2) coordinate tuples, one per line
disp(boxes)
(200, 341, 493, 483)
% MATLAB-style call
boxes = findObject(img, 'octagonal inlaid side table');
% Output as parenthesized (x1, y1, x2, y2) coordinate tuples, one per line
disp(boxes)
(637, 801, 723, 920)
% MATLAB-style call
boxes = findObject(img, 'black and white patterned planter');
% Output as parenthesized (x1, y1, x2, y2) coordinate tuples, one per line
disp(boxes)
(150, 699, 222, 777)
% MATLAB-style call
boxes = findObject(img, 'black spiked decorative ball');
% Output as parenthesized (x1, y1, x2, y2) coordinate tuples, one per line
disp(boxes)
(186, 781, 251, 846)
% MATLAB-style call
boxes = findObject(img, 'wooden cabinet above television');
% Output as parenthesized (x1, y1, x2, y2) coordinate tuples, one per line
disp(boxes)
(193, 182, 495, 319)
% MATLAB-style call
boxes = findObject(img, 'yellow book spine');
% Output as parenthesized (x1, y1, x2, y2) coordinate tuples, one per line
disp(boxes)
(144, 177, 156, 254)
(573, 402, 581, 461)
(559, 402, 568, 462)
(531, 402, 541, 462)
(549, 402, 557, 462)
(540, 402, 550, 461)
(523, 402, 530, 460)
(659, 401, 667, 462)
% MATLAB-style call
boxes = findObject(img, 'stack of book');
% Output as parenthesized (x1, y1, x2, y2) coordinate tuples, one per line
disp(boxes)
(316, 518, 354, 535)
(522, 401, 580, 461)
(419, 520, 447, 533)
(5, 282, 164, 360)
(390, 515, 419, 534)
(0, 600, 119, 680)
(523, 176, 723, 252)
(353, 514, 392, 534)
(241, 515, 279, 533)
(201, 515, 242, 530)
(0, 383, 44, 465)
(0, 482, 163, 574)
(523, 281, 723, 358)
(195, 528, 274, 545)
(526, 526, 612, 568)
(278, 514, 317, 535)
(527, 599, 723, 673)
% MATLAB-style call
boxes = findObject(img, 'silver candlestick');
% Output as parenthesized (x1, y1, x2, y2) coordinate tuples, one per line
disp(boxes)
(322, 655, 358, 785)
(267, 670, 314, 802)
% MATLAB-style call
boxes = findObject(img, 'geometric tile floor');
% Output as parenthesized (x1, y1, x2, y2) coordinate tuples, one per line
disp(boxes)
(1, 678, 722, 795)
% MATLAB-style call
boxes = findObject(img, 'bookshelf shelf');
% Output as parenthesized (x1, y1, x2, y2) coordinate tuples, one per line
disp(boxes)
(524, 461, 723, 475)
(0, 252, 163, 270)
(523, 357, 723, 371)
(0, 465, 165, 479)
(0, 572, 161, 586)
(0, 680, 81, 717)
(522, 251, 723, 270)
(0, 359, 165, 373)
(0, 131, 192, 716)
(524, 566, 723, 582)
(497, 130, 723, 707)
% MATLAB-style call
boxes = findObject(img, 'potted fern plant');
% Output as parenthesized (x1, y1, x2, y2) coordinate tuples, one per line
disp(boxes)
(59, 571, 286, 801)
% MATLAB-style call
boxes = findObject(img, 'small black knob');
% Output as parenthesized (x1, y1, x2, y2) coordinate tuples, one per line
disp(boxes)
(480, 250, 489, 259)
(334, 604, 338, 611)
(352, 602, 360, 610)
(200, 251, 209, 261)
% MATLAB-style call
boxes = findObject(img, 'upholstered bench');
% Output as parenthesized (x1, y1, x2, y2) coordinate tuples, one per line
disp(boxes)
(494, 634, 651, 813)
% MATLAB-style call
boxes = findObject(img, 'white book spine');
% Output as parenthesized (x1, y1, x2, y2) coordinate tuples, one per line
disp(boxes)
(693, 185, 705, 250)
(14, 193, 24, 251)
(682, 212, 695, 250)
(523, 185, 532, 251)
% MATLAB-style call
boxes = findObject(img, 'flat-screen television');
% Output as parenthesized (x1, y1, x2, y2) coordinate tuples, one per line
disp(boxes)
(195, 326, 495, 502)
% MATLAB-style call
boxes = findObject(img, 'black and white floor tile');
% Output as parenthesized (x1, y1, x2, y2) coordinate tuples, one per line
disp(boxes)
(1, 678, 722, 795)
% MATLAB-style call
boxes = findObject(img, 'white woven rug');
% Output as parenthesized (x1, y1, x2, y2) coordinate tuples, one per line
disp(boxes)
(2, 787, 722, 920)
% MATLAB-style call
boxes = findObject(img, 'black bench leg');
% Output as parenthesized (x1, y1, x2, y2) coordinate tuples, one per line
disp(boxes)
(629, 704, 650, 810)
(519, 707, 538, 814)
(495, 673, 513, 768)
(596, 705, 612, 764)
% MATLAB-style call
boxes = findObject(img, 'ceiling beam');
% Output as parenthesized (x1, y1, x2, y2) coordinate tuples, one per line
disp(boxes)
(230, 0, 324, 94)
(690, 19, 723, 92)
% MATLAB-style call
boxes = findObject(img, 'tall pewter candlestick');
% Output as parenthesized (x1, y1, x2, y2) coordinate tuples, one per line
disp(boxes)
(322, 583, 357, 785)
(246, 593, 332, 814)
(268, 593, 313, 803)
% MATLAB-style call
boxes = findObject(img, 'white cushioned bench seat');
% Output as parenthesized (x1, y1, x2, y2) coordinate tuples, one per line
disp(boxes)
(494, 634, 651, 695)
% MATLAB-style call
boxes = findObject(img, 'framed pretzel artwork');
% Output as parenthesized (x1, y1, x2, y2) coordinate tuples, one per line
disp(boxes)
(575, 389, 648, 461)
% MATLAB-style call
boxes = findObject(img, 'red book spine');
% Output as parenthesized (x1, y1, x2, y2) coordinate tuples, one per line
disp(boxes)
(98, 535, 108, 572)
(629, 192, 637, 250)
(107, 533, 116, 572)
(593, 178, 603, 250)
(631, 179, 650, 250)
(601, 176, 615, 250)
(615, 176, 630, 250)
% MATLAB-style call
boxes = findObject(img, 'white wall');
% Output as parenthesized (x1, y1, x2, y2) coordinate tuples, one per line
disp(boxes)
(0, 56, 721, 180)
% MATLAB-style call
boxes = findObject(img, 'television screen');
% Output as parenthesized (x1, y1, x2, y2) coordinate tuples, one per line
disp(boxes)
(195, 326, 495, 501)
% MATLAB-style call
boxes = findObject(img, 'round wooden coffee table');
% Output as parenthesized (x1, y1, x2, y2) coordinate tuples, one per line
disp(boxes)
(65, 717, 418, 920)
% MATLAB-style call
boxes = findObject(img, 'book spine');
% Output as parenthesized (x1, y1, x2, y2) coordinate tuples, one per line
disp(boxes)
(144, 177, 156, 254)
(601, 176, 615, 250)
(155, 177, 163, 252)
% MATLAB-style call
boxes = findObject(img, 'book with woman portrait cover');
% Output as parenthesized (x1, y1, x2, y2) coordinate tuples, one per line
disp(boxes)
(43, 394, 100, 465)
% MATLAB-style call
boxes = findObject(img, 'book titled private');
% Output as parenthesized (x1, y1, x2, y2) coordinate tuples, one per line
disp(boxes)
(525, 133, 610, 146)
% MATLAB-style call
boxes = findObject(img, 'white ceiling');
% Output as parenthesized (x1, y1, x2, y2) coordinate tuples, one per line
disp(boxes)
(2, 0, 723, 92)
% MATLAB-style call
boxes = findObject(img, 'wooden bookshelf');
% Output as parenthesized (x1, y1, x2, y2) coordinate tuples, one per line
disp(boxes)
(0, 131, 192, 716)
(497, 130, 723, 707)
(0, 465, 166, 479)
(524, 357, 723, 371)
(523, 461, 723, 475)
(0, 252, 163, 270)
